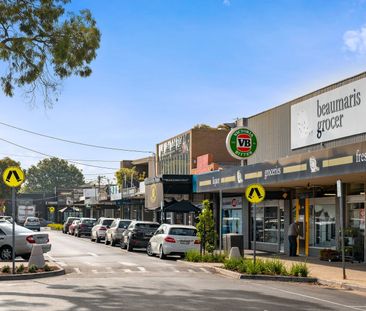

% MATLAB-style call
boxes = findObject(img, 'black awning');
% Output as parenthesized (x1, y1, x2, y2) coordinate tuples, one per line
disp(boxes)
(163, 200, 201, 213)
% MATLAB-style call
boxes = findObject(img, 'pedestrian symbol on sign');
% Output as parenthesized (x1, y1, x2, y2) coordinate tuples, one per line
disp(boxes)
(2, 166, 25, 188)
(245, 184, 265, 204)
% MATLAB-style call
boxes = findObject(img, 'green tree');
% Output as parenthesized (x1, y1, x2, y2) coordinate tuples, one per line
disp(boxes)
(0, 0, 101, 107)
(22, 157, 84, 192)
(0, 157, 21, 200)
(196, 199, 217, 254)
(115, 167, 145, 188)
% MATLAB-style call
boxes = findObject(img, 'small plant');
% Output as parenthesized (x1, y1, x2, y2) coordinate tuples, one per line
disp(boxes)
(290, 262, 309, 277)
(16, 264, 25, 274)
(1, 265, 11, 273)
(223, 258, 243, 270)
(28, 264, 38, 273)
(44, 264, 51, 272)
(47, 223, 63, 231)
(265, 258, 288, 275)
(185, 250, 201, 262)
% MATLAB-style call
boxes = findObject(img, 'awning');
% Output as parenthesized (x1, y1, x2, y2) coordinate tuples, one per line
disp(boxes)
(163, 200, 201, 213)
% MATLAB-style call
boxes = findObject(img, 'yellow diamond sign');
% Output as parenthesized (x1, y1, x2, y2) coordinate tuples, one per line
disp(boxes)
(2, 166, 25, 188)
(245, 183, 266, 204)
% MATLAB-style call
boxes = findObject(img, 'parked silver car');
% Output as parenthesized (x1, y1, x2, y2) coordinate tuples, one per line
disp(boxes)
(0, 222, 51, 260)
(24, 217, 41, 231)
(105, 219, 132, 246)
(91, 217, 114, 243)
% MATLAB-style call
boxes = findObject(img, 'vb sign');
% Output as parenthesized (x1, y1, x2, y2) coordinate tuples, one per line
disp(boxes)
(2, 166, 25, 188)
(245, 183, 265, 204)
(226, 127, 257, 160)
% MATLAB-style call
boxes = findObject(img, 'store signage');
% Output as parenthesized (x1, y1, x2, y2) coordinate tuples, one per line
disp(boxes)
(226, 127, 257, 159)
(291, 78, 366, 149)
(245, 184, 265, 204)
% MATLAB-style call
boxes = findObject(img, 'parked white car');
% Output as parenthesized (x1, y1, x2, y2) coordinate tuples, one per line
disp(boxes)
(146, 224, 200, 259)
(105, 219, 132, 246)
(91, 217, 114, 243)
(0, 222, 51, 260)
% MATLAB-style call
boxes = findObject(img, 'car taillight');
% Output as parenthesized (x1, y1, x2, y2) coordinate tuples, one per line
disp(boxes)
(164, 236, 176, 243)
(26, 235, 36, 244)
(194, 240, 200, 244)
(99, 226, 107, 230)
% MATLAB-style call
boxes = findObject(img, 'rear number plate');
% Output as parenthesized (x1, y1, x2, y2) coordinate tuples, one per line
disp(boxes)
(180, 240, 190, 245)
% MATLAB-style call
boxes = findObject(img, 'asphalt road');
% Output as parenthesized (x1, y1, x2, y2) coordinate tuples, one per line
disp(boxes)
(1, 230, 366, 311)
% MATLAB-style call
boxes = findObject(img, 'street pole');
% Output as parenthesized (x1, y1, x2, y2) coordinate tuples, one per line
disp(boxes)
(11, 188, 15, 274)
(253, 203, 257, 265)
(337, 180, 346, 279)
(219, 190, 223, 253)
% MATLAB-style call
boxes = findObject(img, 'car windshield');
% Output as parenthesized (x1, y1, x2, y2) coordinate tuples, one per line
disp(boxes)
(82, 219, 95, 225)
(119, 221, 131, 229)
(169, 228, 197, 236)
(27, 218, 39, 223)
(135, 223, 159, 229)
(102, 219, 113, 226)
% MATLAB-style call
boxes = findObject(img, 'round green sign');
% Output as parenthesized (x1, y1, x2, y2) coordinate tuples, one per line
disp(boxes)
(226, 127, 257, 159)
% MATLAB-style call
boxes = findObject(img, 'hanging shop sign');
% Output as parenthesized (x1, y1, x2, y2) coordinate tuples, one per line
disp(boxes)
(226, 127, 257, 159)
(2, 166, 25, 188)
(245, 184, 266, 204)
(291, 77, 366, 149)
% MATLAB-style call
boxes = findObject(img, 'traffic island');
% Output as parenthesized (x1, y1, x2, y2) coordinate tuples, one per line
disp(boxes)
(0, 262, 65, 281)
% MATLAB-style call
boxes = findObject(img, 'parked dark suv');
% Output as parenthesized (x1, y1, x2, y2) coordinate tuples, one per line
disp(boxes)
(63, 217, 80, 234)
(74, 218, 96, 237)
(120, 221, 160, 252)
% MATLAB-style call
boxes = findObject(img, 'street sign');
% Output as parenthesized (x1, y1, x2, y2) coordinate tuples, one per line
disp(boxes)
(2, 166, 25, 187)
(49, 206, 55, 213)
(245, 183, 265, 204)
(226, 127, 257, 160)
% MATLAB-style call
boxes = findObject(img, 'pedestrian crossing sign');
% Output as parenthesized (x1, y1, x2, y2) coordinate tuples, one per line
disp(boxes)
(2, 166, 25, 188)
(245, 183, 265, 204)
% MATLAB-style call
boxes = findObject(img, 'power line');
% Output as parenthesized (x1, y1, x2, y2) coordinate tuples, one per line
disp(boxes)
(0, 137, 119, 170)
(0, 121, 154, 154)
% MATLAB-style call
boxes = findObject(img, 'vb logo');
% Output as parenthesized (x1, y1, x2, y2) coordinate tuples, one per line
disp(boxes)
(237, 133, 251, 152)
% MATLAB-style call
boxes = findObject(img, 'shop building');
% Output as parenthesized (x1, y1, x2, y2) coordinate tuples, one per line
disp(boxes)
(194, 72, 366, 262)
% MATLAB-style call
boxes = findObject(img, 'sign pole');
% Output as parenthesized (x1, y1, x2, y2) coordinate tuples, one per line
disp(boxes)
(11, 187, 15, 274)
(253, 203, 256, 265)
(337, 180, 346, 279)
(219, 190, 223, 253)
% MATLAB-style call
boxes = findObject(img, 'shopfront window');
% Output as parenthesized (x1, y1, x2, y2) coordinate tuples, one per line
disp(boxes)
(348, 202, 365, 232)
(222, 197, 243, 235)
(251, 203, 280, 243)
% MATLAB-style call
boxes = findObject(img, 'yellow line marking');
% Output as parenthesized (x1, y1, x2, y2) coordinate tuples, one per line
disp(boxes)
(322, 156, 353, 167)
(283, 164, 307, 174)
(245, 171, 263, 179)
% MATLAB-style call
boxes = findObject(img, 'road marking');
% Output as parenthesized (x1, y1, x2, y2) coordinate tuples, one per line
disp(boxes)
(254, 283, 366, 311)
(73, 268, 82, 274)
(85, 261, 100, 267)
(122, 268, 132, 273)
(91, 269, 98, 274)
(199, 267, 210, 274)
(187, 269, 196, 273)
(137, 266, 146, 272)
(119, 261, 137, 266)
(87, 252, 98, 257)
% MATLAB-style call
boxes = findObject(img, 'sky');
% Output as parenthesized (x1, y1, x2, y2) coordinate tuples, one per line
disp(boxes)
(1, 0, 366, 183)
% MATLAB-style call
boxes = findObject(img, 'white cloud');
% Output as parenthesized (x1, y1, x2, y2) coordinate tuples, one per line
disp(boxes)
(223, 0, 231, 6)
(343, 25, 366, 54)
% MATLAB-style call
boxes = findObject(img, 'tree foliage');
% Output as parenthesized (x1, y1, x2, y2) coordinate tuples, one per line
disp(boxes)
(0, 157, 21, 200)
(115, 166, 145, 188)
(22, 157, 84, 192)
(196, 199, 217, 254)
(0, 0, 101, 107)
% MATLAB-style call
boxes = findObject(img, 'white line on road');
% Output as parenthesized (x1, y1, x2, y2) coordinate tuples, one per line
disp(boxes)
(137, 267, 146, 272)
(200, 268, 210, 273)
(85, 261, 100, 267)
(187, 269, 196, 273)
(119, 261, 137, 266)
(87, 252, 98, 257)
(73, 268, 82, 274)
(91, 269, 98, 274)
(122, 269, 132, 273)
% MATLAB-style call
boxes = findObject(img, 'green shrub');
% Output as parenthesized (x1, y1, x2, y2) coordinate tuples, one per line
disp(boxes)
(223, 258, 243, 271)
(185, 250, 201, 262)
(237, 260, 250, 274)
(265, 259, 288, 275)
(245, 259, 266, 275)
(16, 264, 25, 274)
(44, 264, 51, 272)
(1, 265, 11, 273)
(290, 262, 309, 277)
(47, 223, 63, 231)
(28, 264, 38, 273)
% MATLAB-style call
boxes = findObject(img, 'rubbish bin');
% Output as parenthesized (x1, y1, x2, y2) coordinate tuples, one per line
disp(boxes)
(223, 234, 244, 256)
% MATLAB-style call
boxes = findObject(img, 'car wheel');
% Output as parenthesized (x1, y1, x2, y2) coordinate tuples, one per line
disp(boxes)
(159, 245, 166, 260)
(120, 239, 126, 249)
(96, 234, 101, 243)
(0, 246, 13, 261)
(21, 254, 31, 260)
(146, 243, 154, 256)
(127, 239, 133, 252)
(90, 232, 95, 242)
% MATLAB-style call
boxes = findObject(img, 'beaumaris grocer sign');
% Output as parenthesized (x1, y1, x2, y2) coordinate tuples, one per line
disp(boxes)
(226, 127, 257, 159)
(291, 77, 366, 149)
